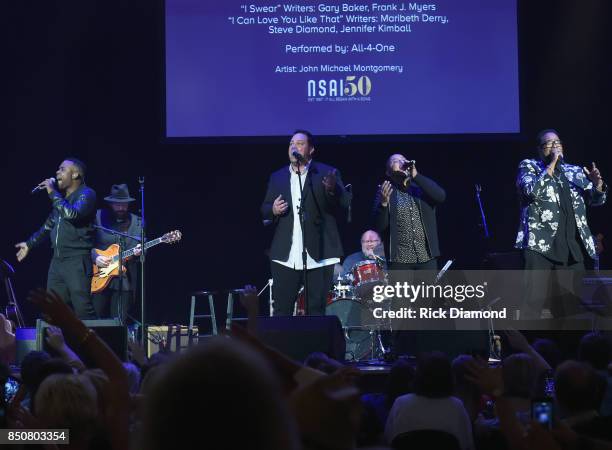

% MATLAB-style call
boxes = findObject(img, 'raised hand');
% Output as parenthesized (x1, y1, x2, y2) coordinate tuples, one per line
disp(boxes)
(584, 162, 604, 190)
(0, 313, 15, 350)
(409, 162, 418, 179)
(45, 325, 66, 352)
(464, 356, 504, 396)
(34, 178, 56, 194)
(15, 242, 29, 262)
(238, 284, 259, 315)
(322, 169, 337, 194)
(503, 328, 530, 352)
(27, 288, 85, 336)
(379, 180, 393, 207)
(272, 194, 289, 216)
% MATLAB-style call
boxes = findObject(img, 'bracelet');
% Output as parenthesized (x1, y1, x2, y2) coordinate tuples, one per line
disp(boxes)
(80, 328, 96, 345)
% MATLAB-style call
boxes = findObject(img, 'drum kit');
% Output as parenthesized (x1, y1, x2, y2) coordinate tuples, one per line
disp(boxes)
(296, 256, 392, 361)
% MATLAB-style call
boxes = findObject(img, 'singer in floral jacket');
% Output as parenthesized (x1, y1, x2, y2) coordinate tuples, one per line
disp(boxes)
(515, 130, 607, 318)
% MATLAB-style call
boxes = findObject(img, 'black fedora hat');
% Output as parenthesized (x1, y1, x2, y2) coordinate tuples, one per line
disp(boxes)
(104, 184, 135, 203)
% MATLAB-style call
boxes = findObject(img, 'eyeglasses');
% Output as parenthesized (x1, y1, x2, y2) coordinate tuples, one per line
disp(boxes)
(541, 139, 562, 147)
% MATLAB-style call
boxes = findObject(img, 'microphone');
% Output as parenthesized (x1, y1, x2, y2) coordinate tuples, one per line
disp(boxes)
(31, 178, 56, 194)
(291, 151, 306, 163)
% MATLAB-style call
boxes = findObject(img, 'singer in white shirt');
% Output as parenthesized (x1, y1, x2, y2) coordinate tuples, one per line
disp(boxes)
(261, 130, 351, 315)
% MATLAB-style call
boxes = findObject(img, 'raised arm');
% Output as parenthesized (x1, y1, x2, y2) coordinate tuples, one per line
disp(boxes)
(322, 169, 351, 211)
(372, 182, 391, 234)
(412, 173, 446, 204)
(29, 289, 129, 450)
(516, 159, 554, 201)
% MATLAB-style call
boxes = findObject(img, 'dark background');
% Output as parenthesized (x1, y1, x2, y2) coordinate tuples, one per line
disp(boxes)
(3, 0, 610, 325)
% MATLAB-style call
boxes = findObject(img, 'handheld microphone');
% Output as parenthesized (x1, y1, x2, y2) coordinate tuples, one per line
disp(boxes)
(401, 160, 416, 171)
(31, 178, 56, 194)
(292, 151, 306, 162)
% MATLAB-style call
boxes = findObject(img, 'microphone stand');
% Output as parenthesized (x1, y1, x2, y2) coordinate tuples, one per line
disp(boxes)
(139, 177, 147, 346)
(345, 184, 352, 223)
(475, 184, 490, 239)
(295, 160, 309, 315)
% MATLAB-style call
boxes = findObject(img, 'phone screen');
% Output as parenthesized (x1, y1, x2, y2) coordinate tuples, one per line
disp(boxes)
(4, 377, 20, 403)
(532, 400, 553, 429)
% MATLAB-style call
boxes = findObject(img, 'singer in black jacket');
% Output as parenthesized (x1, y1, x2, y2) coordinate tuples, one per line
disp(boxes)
(16, 158, 98, 319)
(373, 154, 446, 270)
(261, 130, 351, 316)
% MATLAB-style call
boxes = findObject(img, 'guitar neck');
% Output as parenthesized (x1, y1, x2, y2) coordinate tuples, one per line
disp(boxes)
(113, 237, 163, 263)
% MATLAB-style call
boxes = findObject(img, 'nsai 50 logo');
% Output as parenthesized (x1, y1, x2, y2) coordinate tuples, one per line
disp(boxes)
(307, 75, 372, 101)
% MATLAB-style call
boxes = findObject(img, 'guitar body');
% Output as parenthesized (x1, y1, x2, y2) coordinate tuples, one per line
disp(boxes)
(91, 244, 127, 294)
(91, 229, 182, 294)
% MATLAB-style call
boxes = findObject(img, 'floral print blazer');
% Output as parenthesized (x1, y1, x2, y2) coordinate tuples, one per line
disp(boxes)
(515, 158, 607, 258)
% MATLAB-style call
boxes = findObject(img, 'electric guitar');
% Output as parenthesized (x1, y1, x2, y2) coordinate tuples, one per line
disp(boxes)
(91, 230, 182, 294)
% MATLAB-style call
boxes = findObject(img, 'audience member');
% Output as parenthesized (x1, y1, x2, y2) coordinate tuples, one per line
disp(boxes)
(385, 352, 474, 450)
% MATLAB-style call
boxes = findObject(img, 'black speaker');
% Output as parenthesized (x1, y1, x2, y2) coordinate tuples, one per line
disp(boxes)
(36, 319, 128, 366)
(254, 316, 345, 362)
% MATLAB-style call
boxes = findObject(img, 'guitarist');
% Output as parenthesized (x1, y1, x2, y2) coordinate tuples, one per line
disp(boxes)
(91, 184, 142, 320)
(15, 158, 98, 319)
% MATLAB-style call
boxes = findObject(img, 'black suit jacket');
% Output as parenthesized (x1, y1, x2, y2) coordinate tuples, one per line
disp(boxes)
(261, 161, 351, 262)
(373, 173, 446, 260)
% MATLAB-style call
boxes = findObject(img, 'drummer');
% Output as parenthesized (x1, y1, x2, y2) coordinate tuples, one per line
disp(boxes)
(341, 230, 387, 276)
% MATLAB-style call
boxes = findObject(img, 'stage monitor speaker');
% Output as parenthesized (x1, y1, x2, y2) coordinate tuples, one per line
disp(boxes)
(36, 319, 128, 366)
(254, 316, 345, 363)
(15, 328, 37, 366)
(391, 330, 489, 360)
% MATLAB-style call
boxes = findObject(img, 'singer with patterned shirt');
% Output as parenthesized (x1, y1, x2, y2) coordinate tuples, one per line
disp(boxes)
(15, 158, 98, 319)
(515, 130, 607, 318)
(373, 154, 446, 271)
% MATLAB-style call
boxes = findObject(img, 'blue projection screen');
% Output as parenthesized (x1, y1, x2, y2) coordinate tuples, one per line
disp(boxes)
(165, 1, 519, 137)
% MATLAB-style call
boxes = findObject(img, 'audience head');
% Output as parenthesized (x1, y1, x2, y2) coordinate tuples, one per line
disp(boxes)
(578, 332, 611, 371)
(503, 353, 536, 399)
(386, 358, 415, 407)
(532, 338, 563, 370)
(30, 358, 74, 414)
(414, 352, 454, 398)
(34, 374, 98, 444)
(123, 362, 141, 394)
(20, 350, 51, 392)
(555, 360, 602, 415)
(452, 354, 481, 397)
(141, 337, 299, 450)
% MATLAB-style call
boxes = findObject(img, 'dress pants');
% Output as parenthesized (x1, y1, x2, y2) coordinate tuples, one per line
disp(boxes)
(47, 254, 98, 319)
(270, 262, 335, 316)
(521, 249, 585, 319)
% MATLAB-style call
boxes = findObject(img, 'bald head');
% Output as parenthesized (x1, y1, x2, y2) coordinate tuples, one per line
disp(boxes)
(386, 154, 408, 176)
(361, 230, 381, 256)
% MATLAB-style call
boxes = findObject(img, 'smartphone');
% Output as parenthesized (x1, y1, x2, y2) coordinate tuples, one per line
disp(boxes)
(544, 374, 555, 398)
(532, 398, 554, 429)
(4, 377, 20, 403)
